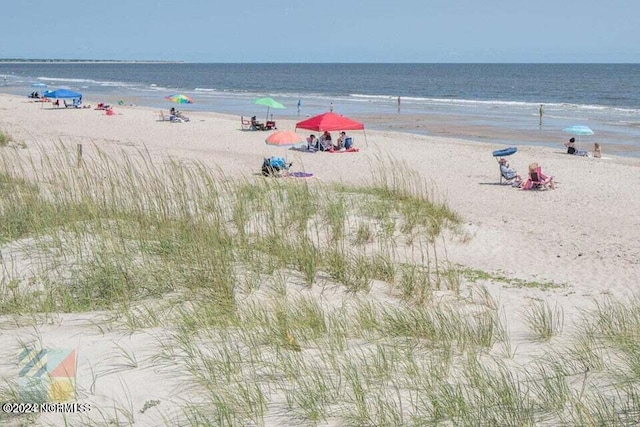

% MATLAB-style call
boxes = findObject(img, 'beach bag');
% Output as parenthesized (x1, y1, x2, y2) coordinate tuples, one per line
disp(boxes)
(344, 137, 353, 149)
(269, 157, 286, 169)
(261, 157, 288, 176)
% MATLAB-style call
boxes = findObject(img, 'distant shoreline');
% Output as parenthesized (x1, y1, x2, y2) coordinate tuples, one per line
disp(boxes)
(0, 59, 184, 64)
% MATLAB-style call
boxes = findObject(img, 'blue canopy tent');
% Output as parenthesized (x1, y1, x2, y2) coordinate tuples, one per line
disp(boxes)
(43, 89, 83, 108)
(44, 89, 82, 99)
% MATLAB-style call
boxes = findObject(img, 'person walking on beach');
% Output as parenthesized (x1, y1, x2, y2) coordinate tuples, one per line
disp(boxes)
(330, 102, 334, 112)
(297, 99, 301, 116)
(397, 96, 401, 112)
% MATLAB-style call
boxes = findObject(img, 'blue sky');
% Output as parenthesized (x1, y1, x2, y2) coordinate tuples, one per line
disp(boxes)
(1, 0, 639, 62)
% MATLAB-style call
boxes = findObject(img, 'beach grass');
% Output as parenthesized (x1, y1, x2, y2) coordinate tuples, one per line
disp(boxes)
(0, 129, 12, 147)
(2, 143, 640, 426)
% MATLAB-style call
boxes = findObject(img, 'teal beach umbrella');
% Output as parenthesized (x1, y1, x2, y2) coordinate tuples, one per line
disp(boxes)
(563, 125, 594, 144)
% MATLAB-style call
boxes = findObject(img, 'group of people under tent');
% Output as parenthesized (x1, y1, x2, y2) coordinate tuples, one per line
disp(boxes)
(306, 130, 354, 152)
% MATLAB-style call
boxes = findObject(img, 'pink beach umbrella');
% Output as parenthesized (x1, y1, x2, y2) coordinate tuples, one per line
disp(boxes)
(265, 130, 304, 146)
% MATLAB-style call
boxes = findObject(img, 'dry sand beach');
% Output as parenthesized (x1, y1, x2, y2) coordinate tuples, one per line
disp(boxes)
(1, 93, 640, 425)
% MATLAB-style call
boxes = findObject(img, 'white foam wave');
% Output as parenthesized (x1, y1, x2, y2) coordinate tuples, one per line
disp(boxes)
(350, 94, 395, 100)
(38, 76, 97, 84)
(347, 93, 640, 116)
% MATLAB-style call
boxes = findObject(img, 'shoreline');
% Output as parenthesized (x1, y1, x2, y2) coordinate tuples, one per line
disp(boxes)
(66, 91, 640, 159)
(2, 63, 640, 158)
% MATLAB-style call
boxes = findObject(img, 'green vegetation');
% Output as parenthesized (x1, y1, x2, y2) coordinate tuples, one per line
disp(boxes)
(456, 265, 566, 290)
(0, 129, 12, 147)
(0, 144, 639, 426)
(525, 299, 564, 341)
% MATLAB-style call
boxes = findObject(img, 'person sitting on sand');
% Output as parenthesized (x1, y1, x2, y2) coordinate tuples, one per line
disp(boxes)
(593, 142, 602, 158)
(319, 131, 332, 151)
(335, 131, 348, 150)
(251, 116, 265, 131)
(499, 158, 523, 187)
(307, 134, 319, 151)
(523, 162, 555, 190)
(565, 137, 576, 154)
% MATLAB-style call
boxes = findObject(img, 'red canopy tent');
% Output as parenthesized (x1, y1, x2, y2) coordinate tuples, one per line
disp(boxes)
(295, 112, 367, 145)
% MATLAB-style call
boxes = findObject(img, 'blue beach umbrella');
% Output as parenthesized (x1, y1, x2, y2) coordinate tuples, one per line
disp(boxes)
(492, 146, 517, 158)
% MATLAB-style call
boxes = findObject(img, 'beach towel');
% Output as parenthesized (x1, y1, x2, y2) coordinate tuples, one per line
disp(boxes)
(288, 172, 314, 178)
(328, 147, 360, 154)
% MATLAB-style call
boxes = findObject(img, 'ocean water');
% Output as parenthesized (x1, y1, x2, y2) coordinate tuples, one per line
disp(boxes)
(1, 63, 640, 155)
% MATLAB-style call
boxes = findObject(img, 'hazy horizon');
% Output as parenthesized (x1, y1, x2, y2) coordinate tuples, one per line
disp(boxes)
(1, 1, 639, 63)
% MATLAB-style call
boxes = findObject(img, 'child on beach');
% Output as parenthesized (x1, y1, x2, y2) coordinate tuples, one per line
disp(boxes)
(593, 143, 602, 158)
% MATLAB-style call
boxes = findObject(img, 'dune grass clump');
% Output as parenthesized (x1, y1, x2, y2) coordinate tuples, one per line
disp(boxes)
(0, 129, 12, 147)
(525, 299, 565, 341)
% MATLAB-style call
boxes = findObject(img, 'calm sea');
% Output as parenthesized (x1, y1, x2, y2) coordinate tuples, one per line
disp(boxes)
(1, 63, 639, 155)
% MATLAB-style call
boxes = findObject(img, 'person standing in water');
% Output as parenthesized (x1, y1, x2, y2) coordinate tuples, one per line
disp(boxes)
(539, 104, 544, 127)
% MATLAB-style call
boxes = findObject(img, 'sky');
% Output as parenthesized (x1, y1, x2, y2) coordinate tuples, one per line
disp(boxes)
(1, 0, 639, 63)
